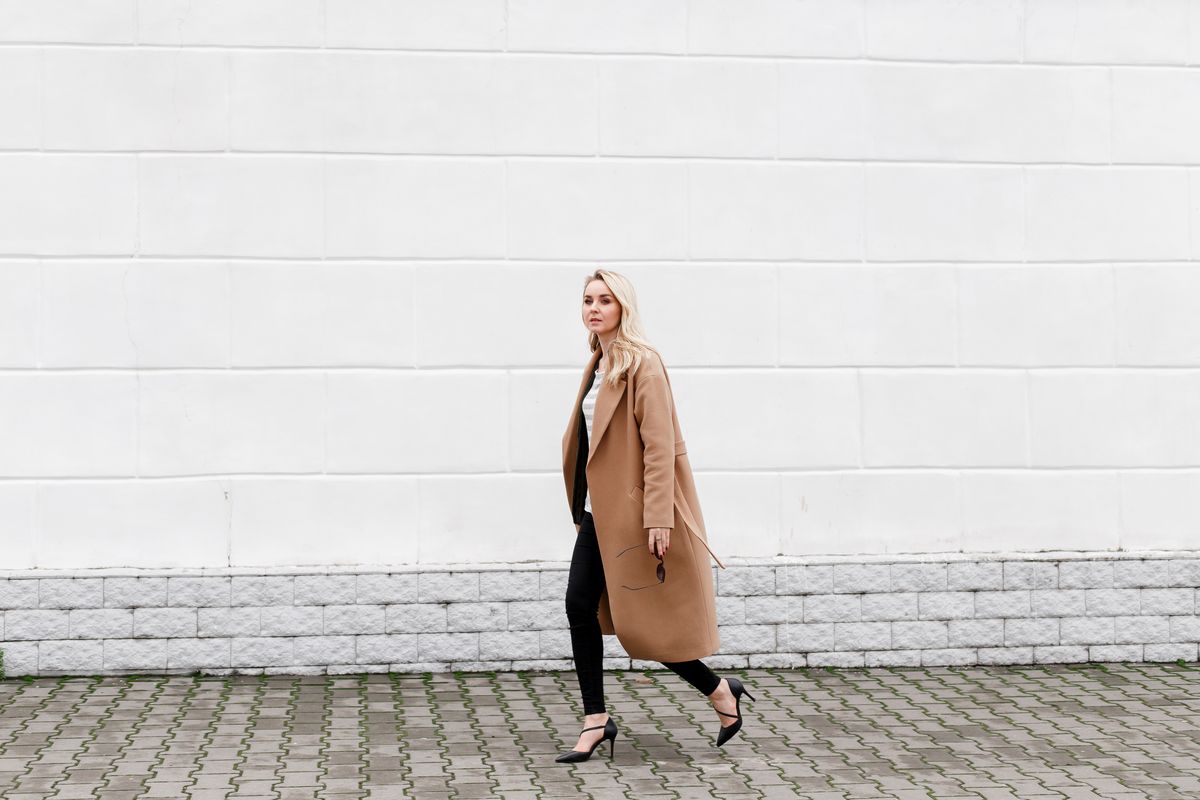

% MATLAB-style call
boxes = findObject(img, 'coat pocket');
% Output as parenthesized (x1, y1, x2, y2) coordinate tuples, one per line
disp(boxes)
(629, 485, 644, 504)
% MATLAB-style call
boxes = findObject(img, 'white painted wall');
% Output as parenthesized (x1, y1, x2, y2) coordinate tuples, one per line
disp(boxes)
(2, 0, 1199, 570)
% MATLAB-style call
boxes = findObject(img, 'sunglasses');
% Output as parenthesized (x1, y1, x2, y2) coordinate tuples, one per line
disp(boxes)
(616, 544, 666, 591)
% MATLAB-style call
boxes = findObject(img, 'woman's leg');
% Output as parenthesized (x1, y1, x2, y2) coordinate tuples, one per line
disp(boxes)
(564, 511, 607, 714)
(661, 659, 721, 696)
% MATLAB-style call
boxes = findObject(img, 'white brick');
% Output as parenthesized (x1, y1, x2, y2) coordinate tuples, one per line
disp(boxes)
(69, 609, 132, 639)
(779, 265, 956, 367)
(231, 577, 293, 607)
(357, 574, 418, 605)
(865, 649, 921, 667)
(1060, 616, 1115, 645)
(539, 571, 569, 601)
(39, 579, 103, 609)
(1034, 646, 1087, 663)
(717, 625, 775, 654)
(1057, 561, 1114, 589)
(384, 604, 447, 634)
(103, 578, 168, 608)
(417, 572, 479, 603)
(718, 566, 775, 596)
(891, 564, 948, 593)
(1113, 560, 1171, 588)
(865, 0, 1020, 60)
(1168, 561, 1200, 587)
(419, 265, 582, 372)
(892, 620, 948, 649)
(866, 165, 1023, 261)
(38, 480, 230, 570)
(868, 64, 1108, 163)
(1025, 0, 1190, 64)
(326, 0, 505, 50)
(833, 622, 890, 651)
(168, 578, 231, 608)
(232, 262, 413, 368)
(1085, 588, 1141, 616)
(1113, 69, 1200, 164)
(598, 59, 774, 157)
(509, 160, 686, 259)
(44, 49, 226, 150)
(862, 371, 1026, 468)
(832, 564, 890, 594)
(167, 638, 231, 670)
(1140, 590, 1193, 616)
(328, 373, 507, 473)
(479, 572, 541, 602)
(689, 0, 862, 57)
(0, 641, 38, 675)
(1169, 616, 1200, 642)
(507, 0, 687, 53)
(133, 608, 197, 639)
(1004, 618, 1058, 646)
(959, 266, 1115, 366)
(139, 0, 323, 46)
(418, 632, 478, 662)
(804, 594, 861, 623)
(690, 162, 862, 260)
(40, 639, 103, 672)
(538, 629, 571, 659)
(917, 592, 975, 620)
(294, 576, 357, 606)
(1145, 642, 1198, 661)
(140, 373, 324, 475)
(0, 579, 39, 609)
(921, 648, 978, 666)
(1003, 562, 1058, 590)
(355, 634, 417, 664)
(1026, 168, 1190, 261)
(777, 565, 833, 595)
(1090, 644, 1143, 662)
(1030, 590, 1086, 617)
(479, 631, 539, 661)
(1116, 615, 1169, 644)
(232, 637, 293, 668)
(1116, 265, 1200, 365)
(978, 646, 1033, 665)
(0, 51, 39, 148)
(716, 596, 746, 626)
(949, 618, 1004, 648)
(323, 605, 386, 636)
(507, 601, 565, 631)
(447, 603, 507, 633)
(260, 607, 323, 637)
(326, 158, 504, 258)
(0, 0, 134, 43)
(860, 593, 917, 622)
(199, 608, 260, 638)
(140, 155, 323, 257)
(104, 638, 168, 671)
(778, 623, 834, 652)
(294, 636, 356, 665)
(808, 651, 864, 667)
(975, 590, 1031, 617)
(744, 596, 790, 625)
(0, 374, 137, 478)
(0, 261, 37, 369)
(948, 563, 1003, 591)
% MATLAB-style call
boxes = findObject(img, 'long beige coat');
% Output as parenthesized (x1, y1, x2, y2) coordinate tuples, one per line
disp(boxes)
(561, 346, 724, 663)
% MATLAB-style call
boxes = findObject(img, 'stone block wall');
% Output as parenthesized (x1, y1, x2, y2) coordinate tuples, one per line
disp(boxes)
(3, 555, 1197, 677)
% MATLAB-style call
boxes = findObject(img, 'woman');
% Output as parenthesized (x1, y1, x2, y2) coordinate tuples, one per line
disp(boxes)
(556, 269, 756, 763)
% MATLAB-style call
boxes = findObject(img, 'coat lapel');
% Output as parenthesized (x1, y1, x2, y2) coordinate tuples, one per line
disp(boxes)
(587, 360, 625, 466)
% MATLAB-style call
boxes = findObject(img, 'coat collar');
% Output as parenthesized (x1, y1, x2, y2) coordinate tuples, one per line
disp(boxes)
(577, 347, 626, 467)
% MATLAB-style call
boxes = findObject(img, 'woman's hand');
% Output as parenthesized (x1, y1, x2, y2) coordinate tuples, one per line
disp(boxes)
(648, 527, 670, 556)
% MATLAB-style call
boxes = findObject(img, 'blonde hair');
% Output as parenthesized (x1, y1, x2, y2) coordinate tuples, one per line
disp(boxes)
(582, 269, 660, 388)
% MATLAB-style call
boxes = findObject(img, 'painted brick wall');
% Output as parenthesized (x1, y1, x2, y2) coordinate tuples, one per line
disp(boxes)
(2, 0, 1200, 578)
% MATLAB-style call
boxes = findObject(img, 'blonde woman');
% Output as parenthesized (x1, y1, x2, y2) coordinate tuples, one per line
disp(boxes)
(556, 269, 755, 763)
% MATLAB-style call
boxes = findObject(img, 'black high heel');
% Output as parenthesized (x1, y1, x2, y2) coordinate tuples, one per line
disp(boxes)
(713, 676, 756, 748)
(555, 717, 618, 763)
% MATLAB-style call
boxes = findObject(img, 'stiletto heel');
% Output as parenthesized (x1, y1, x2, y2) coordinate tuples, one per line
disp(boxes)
(713, 676, 755, 748)
(555, 717, 619, 763)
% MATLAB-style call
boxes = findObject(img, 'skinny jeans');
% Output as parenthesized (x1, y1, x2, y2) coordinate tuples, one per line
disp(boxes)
(565, 510, 720, 715)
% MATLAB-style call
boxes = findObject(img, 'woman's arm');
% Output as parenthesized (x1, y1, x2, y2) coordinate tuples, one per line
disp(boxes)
(632, 358, 676, 552)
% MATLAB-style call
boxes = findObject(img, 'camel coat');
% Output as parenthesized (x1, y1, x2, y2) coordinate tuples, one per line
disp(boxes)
(561, 346, 724, 663)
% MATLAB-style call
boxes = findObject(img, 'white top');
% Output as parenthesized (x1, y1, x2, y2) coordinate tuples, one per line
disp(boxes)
(581, 368, 604, 513)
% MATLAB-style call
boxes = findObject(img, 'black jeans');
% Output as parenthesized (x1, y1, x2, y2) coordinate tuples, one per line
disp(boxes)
(565, 510, 720, 715)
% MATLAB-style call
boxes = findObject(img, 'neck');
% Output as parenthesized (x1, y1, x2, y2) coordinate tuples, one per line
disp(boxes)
(596, 334, 616, 369)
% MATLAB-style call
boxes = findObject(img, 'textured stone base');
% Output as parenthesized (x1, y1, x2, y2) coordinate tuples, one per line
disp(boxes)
(2, 553, 1198, 676)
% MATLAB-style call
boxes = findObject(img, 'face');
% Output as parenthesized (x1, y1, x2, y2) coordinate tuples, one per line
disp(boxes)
(582, 279, 621, 338)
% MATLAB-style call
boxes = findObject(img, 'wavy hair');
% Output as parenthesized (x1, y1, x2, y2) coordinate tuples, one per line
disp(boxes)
(582, 269, 661, 388)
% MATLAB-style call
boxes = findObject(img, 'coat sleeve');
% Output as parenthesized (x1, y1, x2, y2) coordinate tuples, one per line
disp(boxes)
(632, 360, 675, 530)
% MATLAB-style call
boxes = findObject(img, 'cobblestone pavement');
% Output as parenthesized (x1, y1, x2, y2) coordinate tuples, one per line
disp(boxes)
(1, 663, 1198, 799)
